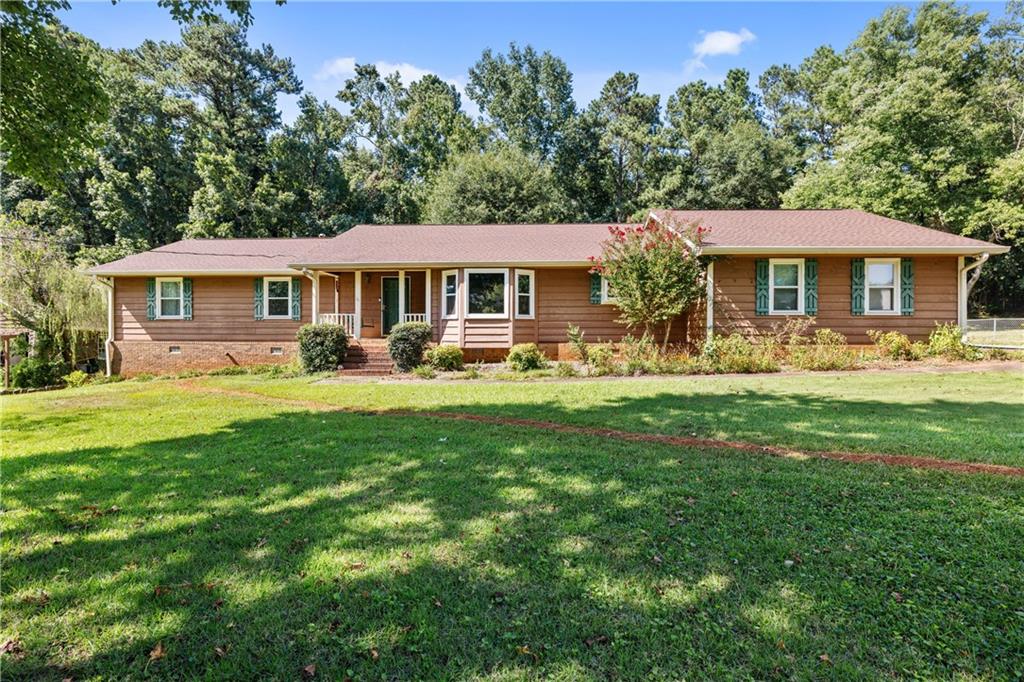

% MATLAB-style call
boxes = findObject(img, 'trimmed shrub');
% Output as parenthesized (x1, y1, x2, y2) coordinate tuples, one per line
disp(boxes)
(926, 323, 979, 361)
(705, 334, 780, 374)
(412, 364, 436, 379)
(506, 343, 548, 372)
(587, 344, 618, 376)
(62, 370, 90, 388)
(387, 322, 433, 372)
(867, 330, 921, 361)
(11, 357, 70, 388)
(297, 323, 349, 373)
(425, 344, 464, 371)
(789, 329, 860, 371)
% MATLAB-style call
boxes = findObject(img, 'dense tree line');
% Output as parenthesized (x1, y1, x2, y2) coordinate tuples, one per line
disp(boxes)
(1, 1, 1021, 311)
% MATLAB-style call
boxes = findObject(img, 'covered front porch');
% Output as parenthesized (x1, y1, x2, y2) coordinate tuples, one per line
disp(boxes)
(310, 269, 432, 340)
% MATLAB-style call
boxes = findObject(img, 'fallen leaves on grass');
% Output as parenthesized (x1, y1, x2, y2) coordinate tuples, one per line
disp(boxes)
(302, 663, 316, 678)
(1, 638, 25, 659)
(149, 642, 166, 662)
(584, 635, 610, 647)
(516, 645, 539, 663)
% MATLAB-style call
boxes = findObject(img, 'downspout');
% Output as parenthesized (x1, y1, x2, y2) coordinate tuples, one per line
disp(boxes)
(958, 253, 989, 331)
(94, 276, 114, 377)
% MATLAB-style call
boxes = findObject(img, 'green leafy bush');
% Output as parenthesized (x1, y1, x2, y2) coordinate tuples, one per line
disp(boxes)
(506, 343, 548, 372)
(566, 323, 589, 364)
(412, 364, 437, 379)
(297, 323, 349, 373)
(586, 344, 618, 376)
(555, 361, 578, 377)
(926, 323, 979, 360)
(705, 334, 780, 374)
(867, 330, 922, 361)
(789, 329, 860, 371)
(425, 344, 464, 371)
(93, 374, 125, 384)
(387, 322, 433, 372)
(11, 357, 70, 388)
(621, 334, 659, 375)
(62, 369, 90, 388)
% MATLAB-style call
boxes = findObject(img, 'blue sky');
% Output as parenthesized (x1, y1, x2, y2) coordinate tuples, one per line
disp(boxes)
(62, 1, 1006, 122)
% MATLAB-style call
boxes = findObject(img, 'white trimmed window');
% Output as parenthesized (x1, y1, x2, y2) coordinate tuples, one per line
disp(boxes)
(442, 269, 458, 319)
(465, 268, 508, 318)
(601, 276, 617, 304)
(515, 269, 534, 319)
(865, 258, 900, 315)
(156, 277, 184, 319)
(264, 277, 293, 319)
(769, 259, 804, 315)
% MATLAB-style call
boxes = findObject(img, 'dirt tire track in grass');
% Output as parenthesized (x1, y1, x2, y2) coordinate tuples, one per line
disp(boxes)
(175, 380, 1024, 478)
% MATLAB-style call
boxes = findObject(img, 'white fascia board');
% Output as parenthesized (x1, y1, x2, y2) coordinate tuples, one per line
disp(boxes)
(86, 269, 302, 277)
(288, 260, 594, 270)
(700, 245, 1009, 256)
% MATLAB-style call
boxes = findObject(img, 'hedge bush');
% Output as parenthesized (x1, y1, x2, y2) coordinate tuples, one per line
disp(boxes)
(297, 323, 349, 373)
(11, 357, 70, 388)
(62, 370, 91, 388)
(705, 334, 780, 373)
(425, 344, 464, 371)
(927, 323, 979, 360)
(789, 329, 860, 371)
(867, 330, 922, 361)
(506, 343, 548, 372)
(387, 322, 433, 372)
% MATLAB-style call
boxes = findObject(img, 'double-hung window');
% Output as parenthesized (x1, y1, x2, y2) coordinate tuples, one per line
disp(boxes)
(442, 269, 458, 318)
(156, 277, 184, 319)
(769, 259, 804, 315)
(264, 277, 293, 319)
(600, 276, 617, 304)
(465, 268, 508, 318)
(515, 269, 534, 319)
(865, 258, 900, 315)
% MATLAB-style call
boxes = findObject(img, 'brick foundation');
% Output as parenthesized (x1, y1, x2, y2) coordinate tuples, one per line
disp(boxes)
(112, 341, 298, 376)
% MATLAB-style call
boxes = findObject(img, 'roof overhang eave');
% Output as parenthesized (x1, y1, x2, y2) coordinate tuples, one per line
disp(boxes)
(289, 260, 595, 270)
(700, 245, 1010, 256)
(85, 268, 303, 277)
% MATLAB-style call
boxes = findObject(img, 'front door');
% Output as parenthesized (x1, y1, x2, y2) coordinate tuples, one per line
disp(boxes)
(381, 276, 411, 335)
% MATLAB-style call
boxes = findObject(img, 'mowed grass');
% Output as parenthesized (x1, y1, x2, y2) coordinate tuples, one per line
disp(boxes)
(1, 374, 1022, 680)
(208, 368, 1024, 466)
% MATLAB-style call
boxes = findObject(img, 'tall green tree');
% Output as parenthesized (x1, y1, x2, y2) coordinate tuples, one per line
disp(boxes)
(466, 43, 576, 160)
(173, 20, 301, 237)
(423, 146, 565, 224)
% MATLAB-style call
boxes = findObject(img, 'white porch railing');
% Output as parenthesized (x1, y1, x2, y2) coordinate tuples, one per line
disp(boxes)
(320, 313, 357, 337)
(403, 313, 427, 323)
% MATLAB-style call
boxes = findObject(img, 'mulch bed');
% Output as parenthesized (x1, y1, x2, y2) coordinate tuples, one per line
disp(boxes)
(176, 380, 1024, 478)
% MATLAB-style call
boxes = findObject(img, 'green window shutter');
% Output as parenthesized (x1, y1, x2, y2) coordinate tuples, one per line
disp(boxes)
(291, 277, 302, 321)
(589, 272, 602, 304)
(851, 259, 865, 316)
(146, 278, 156, 320)
(253, 277, 264, 320)
(900, 258, 914, 315)
(754, 259, 769, 316)
(804, 259, 818, 315)
(182, 278, 193, 320)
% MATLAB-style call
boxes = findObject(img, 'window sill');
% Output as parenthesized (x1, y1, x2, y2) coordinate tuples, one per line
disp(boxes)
(465, 314, 508, 320)
(263, 315, 294, 321)
(515, 315, 535, 320)
(864, 311, 901, 316)
(768, 311, 806, 316)
(155, 316, 184, 320)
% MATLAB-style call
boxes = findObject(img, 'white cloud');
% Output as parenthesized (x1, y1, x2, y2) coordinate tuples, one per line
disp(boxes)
(684, 28, 756, 77)
(693, 28, 756, 59)
(314, 57, 439, 87)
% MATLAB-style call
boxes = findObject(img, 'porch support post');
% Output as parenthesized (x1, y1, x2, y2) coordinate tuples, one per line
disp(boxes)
(424, 269, 432, 330)
(311, 273, 320, 324)
(334, 274, 339, 315)
(398, 269, 406, 324)
(354, 271, 362, 339)
(957, 256, 966, 329)
(705, 261, 715, 347)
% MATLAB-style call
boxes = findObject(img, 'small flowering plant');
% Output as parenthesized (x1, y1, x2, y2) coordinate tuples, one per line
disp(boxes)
(589, 218, 708, 352)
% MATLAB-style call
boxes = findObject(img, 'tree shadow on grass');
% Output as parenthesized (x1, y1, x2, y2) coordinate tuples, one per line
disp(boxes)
(4, 404, 1024, 679)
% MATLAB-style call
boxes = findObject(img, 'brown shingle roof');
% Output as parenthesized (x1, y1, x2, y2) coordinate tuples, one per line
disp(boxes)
(87, 210, 1007, 275)
(88, 238, 328, 275)
(652, 209, 1007, 254)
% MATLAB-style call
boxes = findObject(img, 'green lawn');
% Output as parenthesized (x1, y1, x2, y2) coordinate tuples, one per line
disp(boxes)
(209, 368, 1024, 466)
(3, 372, 1023, 680)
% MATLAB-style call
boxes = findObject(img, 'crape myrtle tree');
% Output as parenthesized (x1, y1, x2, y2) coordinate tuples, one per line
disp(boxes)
(589, 218, 708, 353)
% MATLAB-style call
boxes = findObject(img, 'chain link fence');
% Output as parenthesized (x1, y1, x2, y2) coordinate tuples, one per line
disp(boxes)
(964, 318, 1024, 348)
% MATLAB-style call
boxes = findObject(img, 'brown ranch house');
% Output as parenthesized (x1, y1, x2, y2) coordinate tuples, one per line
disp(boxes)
(88, 209, 1009, 376)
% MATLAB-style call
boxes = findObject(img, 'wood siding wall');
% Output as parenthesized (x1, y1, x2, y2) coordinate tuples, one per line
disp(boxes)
(712, 255, 958, 342)
(115, 276, 314, 342)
